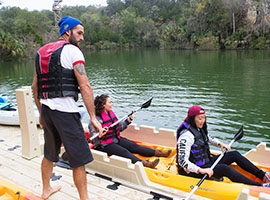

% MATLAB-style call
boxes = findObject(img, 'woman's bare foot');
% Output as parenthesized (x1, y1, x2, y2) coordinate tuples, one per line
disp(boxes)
(41, 185, 62, 199)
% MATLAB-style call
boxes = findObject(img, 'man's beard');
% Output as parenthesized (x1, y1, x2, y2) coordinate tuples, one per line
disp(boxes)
(69, 31, 79, 47)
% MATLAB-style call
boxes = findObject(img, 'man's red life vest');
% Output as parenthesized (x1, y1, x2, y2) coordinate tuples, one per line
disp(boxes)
(35, 40, 79, 101)
(100, 110, 120, 144)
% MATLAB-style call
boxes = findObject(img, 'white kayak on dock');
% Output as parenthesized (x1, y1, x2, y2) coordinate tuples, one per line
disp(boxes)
(0, 95, 86, 126)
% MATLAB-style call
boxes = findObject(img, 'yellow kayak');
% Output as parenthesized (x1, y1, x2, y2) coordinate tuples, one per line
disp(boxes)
(132, 140, 270, 200)
(0, 179, 42, 200)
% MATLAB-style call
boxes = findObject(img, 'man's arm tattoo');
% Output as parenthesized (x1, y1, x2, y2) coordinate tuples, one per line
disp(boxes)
(75, 63, 86, 75)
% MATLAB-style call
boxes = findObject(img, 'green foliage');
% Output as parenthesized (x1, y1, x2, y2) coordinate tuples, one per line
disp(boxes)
(106, 0, 125, 16)
(25, 22, 43, 44)
(249, 37, 270, 49)
(0, 30, 25, 60)
(95, 40, 119, 49)
(62, 6, 89, 19)
(135, 17, 159, 47)
(224, 31, 248, 49)
(1, 0, 270, 60)
(191, 32, 220, 50)
(0, 7, 53, 60)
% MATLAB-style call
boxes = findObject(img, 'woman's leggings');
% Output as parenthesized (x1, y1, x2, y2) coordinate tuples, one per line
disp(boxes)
(210, 151, 265, 186)
(96, 137, 155, 163)
(178, 151, 265, 186)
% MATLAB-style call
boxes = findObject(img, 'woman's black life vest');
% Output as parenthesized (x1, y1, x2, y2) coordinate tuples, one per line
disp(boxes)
(35, 40, 79, 101)
(177, 123, 211, 169)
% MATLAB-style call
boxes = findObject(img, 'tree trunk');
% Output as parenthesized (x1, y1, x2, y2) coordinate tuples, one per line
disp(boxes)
(232, 12, 236, 33)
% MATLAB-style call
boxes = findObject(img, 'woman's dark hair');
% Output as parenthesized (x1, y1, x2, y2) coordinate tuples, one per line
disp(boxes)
(186, 115, 208, 135)
(94, 94, 109, 116)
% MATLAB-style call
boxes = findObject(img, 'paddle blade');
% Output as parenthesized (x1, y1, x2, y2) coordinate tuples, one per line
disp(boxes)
(233, 125, 244, 142)
(140, 97, 153, 109)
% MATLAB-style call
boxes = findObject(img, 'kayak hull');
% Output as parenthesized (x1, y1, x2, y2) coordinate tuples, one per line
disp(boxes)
(0, 179, 42, 200)
(0, 103, 86, 126)
(84, 124, 270, 199)
(133, 141, 270, 200)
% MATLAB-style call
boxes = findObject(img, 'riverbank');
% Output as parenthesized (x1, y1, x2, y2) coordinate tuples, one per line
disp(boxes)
(1, 0, 270, 61)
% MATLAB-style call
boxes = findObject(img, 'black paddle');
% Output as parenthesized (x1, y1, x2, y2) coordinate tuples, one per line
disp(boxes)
(90, 97, 153, 141)
(167, 155, 176, 170)
(185, 125, 244, 200)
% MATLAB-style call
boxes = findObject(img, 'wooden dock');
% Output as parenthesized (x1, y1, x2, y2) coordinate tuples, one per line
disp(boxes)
(0, 125, 156, 200)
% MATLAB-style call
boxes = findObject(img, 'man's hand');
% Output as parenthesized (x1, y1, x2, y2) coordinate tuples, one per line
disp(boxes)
(90, 117, 104, 138)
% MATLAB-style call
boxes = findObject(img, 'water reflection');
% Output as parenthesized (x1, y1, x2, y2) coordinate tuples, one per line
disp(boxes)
(0, 49, 270, 153)
(0, 60, 34, 104)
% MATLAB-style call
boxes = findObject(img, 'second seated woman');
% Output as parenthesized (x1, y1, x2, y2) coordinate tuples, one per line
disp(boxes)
(176, 105, 270, 187)
(88, 94, 172, 168)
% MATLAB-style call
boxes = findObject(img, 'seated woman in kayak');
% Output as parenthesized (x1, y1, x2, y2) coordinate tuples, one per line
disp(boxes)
(88, 94, 171, 168)
(176, 105, 270, 187)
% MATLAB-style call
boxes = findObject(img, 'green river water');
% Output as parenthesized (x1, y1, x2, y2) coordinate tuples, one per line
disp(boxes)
(0, 49, 270, 153)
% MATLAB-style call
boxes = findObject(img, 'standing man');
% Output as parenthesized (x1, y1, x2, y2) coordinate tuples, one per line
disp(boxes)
(32, 16, 104, 200)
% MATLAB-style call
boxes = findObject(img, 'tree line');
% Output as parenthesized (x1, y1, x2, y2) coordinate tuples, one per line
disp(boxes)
(1, 0, 270, 61)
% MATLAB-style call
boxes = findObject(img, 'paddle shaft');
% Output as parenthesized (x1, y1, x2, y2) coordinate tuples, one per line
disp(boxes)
(167, 155, 176, 170)
(89, 107, 141, 141)
(185, 139, 236, 200)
